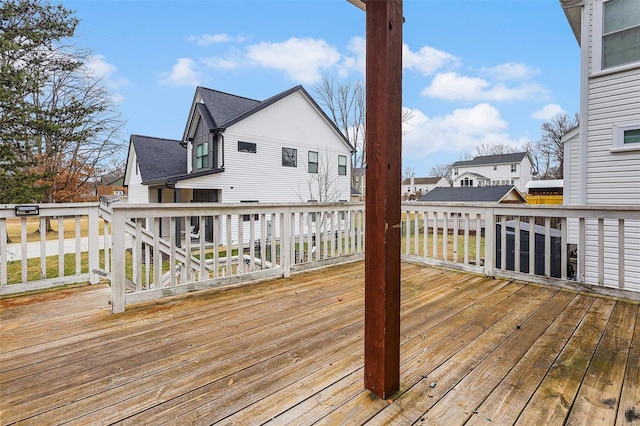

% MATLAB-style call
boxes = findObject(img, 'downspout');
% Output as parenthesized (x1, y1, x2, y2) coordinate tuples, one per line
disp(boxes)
(212, 128, 225, 169)
(578, 4, 589, 205)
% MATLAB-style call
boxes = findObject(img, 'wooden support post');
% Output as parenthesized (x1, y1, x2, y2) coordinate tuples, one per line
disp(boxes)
(364, 0, 403, 400)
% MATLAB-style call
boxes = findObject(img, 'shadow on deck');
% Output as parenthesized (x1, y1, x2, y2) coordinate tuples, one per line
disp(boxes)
(1, 261, 639, 425)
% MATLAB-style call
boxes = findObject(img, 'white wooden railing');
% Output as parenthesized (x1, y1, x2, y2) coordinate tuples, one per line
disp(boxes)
(0, 203, 101, 295)
(401, 202, 640, 300)
(107, 202, 366, 313)
(2, 201, 638, 309)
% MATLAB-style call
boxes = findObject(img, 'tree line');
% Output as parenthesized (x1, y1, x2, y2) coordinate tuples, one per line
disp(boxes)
(0, 0, 125, 205)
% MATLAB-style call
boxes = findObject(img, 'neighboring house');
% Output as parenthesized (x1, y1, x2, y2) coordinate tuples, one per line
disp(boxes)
(95, 174, 127, 201)
(418, 186, 527, 204)
(123, 85, 354, 242)
(450, 152, 533, 192)
(560, 0, 640, 290)
(353, 167, 366, 199)
(350, 187, 362, 203)
(401, 176, 449, 200)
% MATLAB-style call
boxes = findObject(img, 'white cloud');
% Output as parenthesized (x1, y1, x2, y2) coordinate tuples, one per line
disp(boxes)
(421, 72, 547, 102)
(338, 36, 366, 76)
(189, 33, 246, 46)
(245, 37, 340, 85)
(83, 54, 126, 104)
(201, 56, 238, 70)
(531, 103, 566, 120)
(481, 62, 540, 81)
(159, 58, 200, 87)
(403, 44, 460, 75)
(85, 54, 117, 79)
(402, 104, 529, 158)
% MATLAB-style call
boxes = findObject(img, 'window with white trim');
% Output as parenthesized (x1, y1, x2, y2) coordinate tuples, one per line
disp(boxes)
(595, 0, 640, 72)
(511, 164, 517, 173)
(612, 122, 640, 152)
(195, 142, 209, 169)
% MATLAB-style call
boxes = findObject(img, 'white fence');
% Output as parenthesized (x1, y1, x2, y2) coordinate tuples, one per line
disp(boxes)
(401, 203, 640, 299)
(107, 202, 366, 313)
(2, 201, 638, 310)
(0, 203, 101, 295)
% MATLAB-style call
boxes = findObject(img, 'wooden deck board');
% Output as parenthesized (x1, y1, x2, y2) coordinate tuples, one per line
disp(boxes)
(1, 261, 638, 425)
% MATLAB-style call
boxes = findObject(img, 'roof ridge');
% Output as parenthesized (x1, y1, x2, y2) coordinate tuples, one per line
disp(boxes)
(196, 86, 260, 103)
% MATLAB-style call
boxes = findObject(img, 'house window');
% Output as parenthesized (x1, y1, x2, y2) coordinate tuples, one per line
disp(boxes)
(461, 177, 473, 187)
(511, 164, 517, 173)
(625, 129, 640, 144)
(238, 141, 257, 153)
(454, 168, 459, 176)
(602, 0, 640, 69)
(612, 122, 640, 152)
(308, 151, 318, 173)
(241, 200, 259, 221)
(282, 147, 297, 167)
(338, 155, 347, 176)
(195, 142, 208, 169)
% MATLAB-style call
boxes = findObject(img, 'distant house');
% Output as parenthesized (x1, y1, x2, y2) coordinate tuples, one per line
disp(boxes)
(401, 176, 449, 200)
(124, 85, 354, 206)
(450, 152, 533, 192)
(418, 186, 527, 204)
(123, 85, 354, 244)
(95, 174, 127, 201)
(560, 0, 640, 290)
(353, 167, 366, 199)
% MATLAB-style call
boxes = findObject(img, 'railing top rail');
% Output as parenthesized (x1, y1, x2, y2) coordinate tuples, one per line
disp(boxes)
(0, 203, 100, 219)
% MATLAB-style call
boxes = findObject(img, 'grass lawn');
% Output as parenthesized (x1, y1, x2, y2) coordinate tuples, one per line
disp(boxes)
(5, 217, 106, 243)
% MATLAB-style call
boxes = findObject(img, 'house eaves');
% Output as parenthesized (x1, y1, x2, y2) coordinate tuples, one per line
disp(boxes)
(560, 0, 583, 45)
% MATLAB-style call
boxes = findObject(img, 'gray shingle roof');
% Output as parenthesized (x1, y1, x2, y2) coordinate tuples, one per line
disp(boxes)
(451, 152, 529, 168)
(130, 135, 186, 183)
(196, 87, 261, 128)
(418, 186, 523, 203)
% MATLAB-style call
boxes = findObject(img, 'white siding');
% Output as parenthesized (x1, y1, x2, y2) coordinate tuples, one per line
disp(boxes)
(125, 147, 149, 204)
(577, 0, 640, 291)
(564, 131, 581, 244)
(452, 159, 531, 192)
(176, 90, 352, 204)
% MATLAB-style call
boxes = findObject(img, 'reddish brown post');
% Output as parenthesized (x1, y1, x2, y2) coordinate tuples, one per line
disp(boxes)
(364, 0, 403, 399)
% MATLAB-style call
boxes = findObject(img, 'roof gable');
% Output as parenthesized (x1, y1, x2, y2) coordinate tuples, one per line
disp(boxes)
(451, 152, 529, 168)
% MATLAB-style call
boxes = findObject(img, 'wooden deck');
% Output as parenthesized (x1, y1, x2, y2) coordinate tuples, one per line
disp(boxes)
(1, 261, 639, 425)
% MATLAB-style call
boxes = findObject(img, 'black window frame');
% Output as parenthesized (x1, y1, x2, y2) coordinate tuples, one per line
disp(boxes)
(282, 147, 297, 167)
(238, 141, 257, 153)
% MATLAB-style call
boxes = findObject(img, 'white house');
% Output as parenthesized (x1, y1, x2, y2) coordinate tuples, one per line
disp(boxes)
(401, 176, 449, 199)
(450, 152, 533, 192)
(123, 85, 354, 243)
(561, 0, 640, 291)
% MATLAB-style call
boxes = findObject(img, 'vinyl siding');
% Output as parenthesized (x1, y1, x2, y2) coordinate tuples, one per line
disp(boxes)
(176, 90, 351, 204)
(125, 147, 149, 204)
(581, 0, 640, 290)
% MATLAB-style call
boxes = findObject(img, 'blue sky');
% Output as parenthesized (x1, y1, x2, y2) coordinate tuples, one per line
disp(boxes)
(67, 0, 581, 176)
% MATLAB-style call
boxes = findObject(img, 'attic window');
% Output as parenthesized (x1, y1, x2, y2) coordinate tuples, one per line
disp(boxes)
(238, 141, 257, 153)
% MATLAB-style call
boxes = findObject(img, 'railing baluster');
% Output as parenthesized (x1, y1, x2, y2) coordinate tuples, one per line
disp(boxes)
(514, 216, 521, 273)
(598, 218, 604, 286)
(153, 218, 161, 288)
(561, 217, 567, 280)
(452, 213, 459, 263)
(169, 217, 176, 287)
(40, 217, 46, 279)
(75, 216, 82, 275)
(135, 220, 142, 291)
(21, 217, 27, 282)
(544, 217, 551, 278)
(528, 216, 535, 276)
(500, 215, 506, 272)
(58, 217, 64, 277)
(619, 218, 625, 289)
(464, 213, 470, 265)
(578, 217, 586, 282)
(0, 218, 7, 285)
(432, 211, 438, 259)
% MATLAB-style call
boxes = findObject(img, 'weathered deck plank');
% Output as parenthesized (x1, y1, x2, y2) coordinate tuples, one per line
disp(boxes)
(1, 261, 638, 426)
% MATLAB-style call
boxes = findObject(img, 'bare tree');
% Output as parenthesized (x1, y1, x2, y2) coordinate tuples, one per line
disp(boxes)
(473, 143, 522, 157)
(429, 164, 452, 184)
(401, 166, 415, 182)
(313, 75, 365, 189)
(534, 113, 579, 179)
